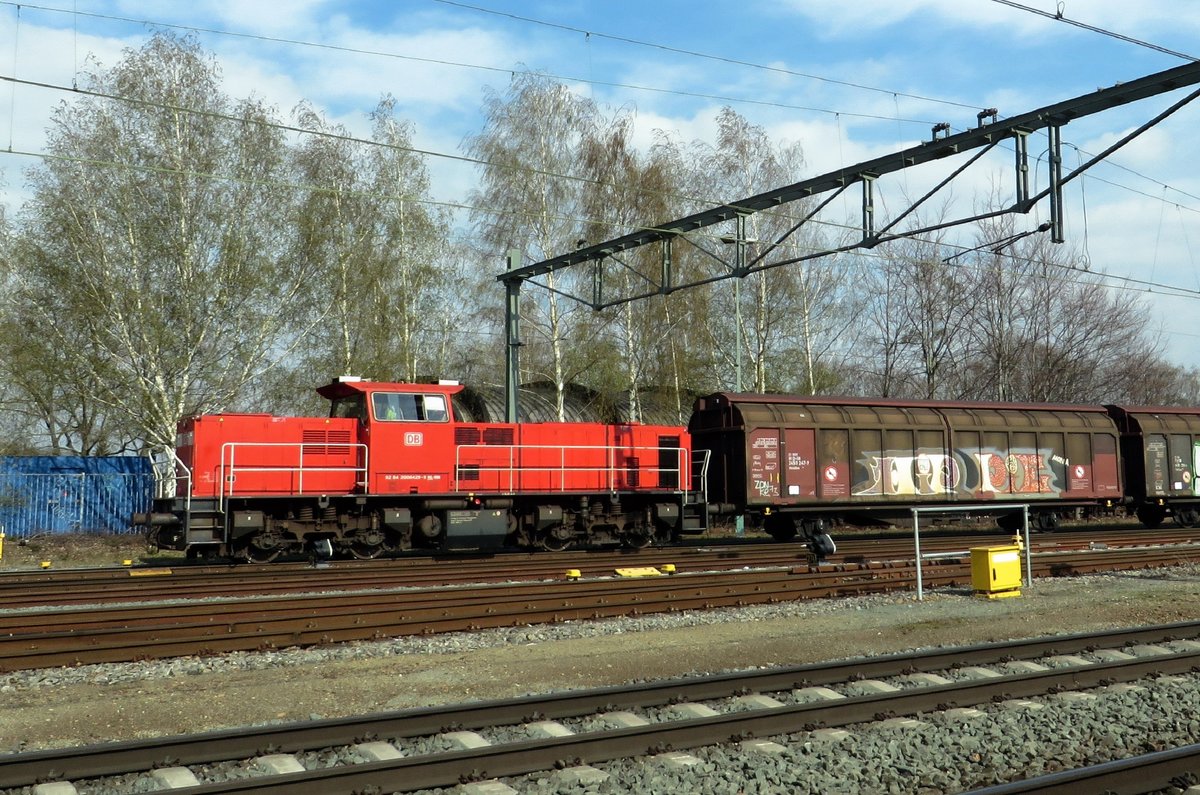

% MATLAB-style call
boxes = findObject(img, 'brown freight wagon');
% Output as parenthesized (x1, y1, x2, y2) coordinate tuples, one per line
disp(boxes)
(1105, 405, 1200, 527)
(689, 393, 1124, 548)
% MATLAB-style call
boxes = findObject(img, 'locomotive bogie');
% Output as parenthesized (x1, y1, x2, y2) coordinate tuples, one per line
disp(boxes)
(148, 495, 685, 560)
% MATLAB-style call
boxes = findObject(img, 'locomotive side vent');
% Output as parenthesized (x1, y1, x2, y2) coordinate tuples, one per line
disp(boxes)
(484, 427, 515, 445)
(456, 464, 481, 481)
(455, 427, 482, 445)
(626, 456, 641, 488)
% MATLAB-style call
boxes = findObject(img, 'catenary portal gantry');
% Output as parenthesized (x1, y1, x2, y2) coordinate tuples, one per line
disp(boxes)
(498, 61, 1200, 422)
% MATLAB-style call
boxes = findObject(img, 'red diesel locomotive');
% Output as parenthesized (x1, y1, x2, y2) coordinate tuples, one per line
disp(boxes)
(138, 377, 702, 561)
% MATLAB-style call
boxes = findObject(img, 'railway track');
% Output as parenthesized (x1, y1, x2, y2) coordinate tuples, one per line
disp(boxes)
(4, 622, 1200, 793)
(961, 744, 1200, 794)
(3, 526, 1197, 608)
(3, 539, 1200, 672)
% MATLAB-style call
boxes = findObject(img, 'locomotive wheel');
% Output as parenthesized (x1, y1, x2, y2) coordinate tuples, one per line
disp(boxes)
(381, 529, 408, 553)
(538, 524, 574, 551)
(621, 527, 654, 550)
(1174, 508, 1200, 528)
(239, 536, 284, 563)
(349, 539, 385, 559)
(1137, 504, 1167, 529)
(348, 544, 384, 560)
(346, 528, 386, 560)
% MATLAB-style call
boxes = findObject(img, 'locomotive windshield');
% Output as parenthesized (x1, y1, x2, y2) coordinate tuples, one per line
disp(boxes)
(372, 392, 449, 422)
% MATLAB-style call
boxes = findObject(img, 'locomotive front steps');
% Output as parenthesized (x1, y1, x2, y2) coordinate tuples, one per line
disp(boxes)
(681, 494, 709, 533)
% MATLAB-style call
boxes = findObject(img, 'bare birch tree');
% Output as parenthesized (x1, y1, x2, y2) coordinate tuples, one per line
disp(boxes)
(272, 96, 451, 409)
(683, 108, 845, 393)
(957, 213, 1167, 403)
(465, 74, 604, 420)
(8, 32, 308, 455)
(575, 112, 687, 421)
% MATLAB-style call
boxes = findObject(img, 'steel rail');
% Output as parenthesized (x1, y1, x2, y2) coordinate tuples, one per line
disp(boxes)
(172, 647, 1200, 794)
(2, 526, 1195, 608)
(3, 630, 1199, 791)
(0, 563, 943, 670)
(4, 546, 1200, 671)
(958, 742, 1200, 794)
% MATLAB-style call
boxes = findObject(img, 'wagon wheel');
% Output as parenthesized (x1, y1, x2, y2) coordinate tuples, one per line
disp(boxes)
(1136, 504, 1166, 529)
(1174, 508, 1200, 528)
(763, 514, 797, 542)
(1032, 512, 1059, 533)
(996, 513, 1024, 533)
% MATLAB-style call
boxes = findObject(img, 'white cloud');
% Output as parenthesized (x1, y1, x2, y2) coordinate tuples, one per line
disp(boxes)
(773, 0, 1049, 37)
(775, 0, 1200, 44)
(116, 0, 333, 38)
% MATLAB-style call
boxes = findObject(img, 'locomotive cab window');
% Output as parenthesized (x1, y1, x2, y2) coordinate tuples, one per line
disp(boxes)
(422, 394, 448, 422)
(373, 393, 449, 422)
(329, 395, 366, 422)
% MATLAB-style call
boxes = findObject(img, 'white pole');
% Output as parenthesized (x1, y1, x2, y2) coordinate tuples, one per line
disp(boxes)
(912, 507, 924, 600)
(1023, 505, 1032, 587)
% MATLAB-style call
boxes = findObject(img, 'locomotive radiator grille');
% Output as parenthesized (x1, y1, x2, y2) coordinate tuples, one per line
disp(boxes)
(301, 429, 352, 456)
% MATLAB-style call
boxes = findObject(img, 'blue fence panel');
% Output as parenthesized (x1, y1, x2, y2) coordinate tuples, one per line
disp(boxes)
(0, 457, 154, 538)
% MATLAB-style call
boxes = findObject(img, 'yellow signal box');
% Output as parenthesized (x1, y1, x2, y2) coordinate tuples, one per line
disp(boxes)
(970, 545, 1023, 599)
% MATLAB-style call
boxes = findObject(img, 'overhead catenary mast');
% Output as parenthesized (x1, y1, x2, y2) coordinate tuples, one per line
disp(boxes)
(498, 61, 1200, 422)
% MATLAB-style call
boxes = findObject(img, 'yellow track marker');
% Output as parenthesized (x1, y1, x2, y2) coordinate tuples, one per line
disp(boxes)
(128, 568, 174, 577)
(614, 566, 662, 577)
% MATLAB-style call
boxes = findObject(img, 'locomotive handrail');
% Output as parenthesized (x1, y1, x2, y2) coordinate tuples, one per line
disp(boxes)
(691, 448, 711, 505)
(218, 442, 369, 512)
(454, 443, 689, 497)
(152, 448, 192, 512)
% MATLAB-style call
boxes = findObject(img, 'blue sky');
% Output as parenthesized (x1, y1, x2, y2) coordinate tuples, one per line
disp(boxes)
(3, 0, 1200, 366)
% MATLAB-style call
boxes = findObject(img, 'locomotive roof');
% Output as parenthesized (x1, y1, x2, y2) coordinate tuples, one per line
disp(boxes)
(316, 378, 466, 400)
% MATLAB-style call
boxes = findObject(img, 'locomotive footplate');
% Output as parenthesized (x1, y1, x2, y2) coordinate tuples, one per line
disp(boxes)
(445, 508, 509, 550)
